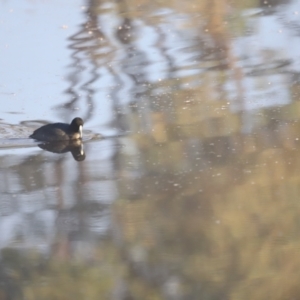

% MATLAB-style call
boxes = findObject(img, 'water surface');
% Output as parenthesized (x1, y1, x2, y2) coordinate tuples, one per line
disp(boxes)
(1, 0, 300, 299)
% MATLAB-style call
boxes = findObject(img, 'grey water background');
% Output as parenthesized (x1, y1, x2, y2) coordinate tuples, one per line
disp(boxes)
(1, 0, 300, 299)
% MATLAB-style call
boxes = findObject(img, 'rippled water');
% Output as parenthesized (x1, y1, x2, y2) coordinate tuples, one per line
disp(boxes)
(1, 0, 300, 299)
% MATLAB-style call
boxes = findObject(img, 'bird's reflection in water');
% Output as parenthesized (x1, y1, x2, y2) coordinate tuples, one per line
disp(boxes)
(37, 139, 86, 161)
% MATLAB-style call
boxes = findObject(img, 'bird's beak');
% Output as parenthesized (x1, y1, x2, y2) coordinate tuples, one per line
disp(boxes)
(79, 125, 83, 138)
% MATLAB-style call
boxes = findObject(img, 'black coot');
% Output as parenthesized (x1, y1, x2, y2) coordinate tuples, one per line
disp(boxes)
(30, 117, 83, 142)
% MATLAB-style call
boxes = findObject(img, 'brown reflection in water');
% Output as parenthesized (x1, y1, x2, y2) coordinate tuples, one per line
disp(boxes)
(113, 115, 300, 299)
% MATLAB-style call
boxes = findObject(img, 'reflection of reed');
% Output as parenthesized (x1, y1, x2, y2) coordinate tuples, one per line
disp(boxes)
(61, 0, 134, 136)
(114, 8, 152, 133)
(59, 0, 105, 123)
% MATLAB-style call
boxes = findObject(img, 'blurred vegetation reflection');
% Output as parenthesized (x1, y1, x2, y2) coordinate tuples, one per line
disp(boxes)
(2, 0, 300, 299)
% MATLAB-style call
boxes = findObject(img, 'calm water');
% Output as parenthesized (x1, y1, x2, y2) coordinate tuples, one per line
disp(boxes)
(1, 0, 300, 299)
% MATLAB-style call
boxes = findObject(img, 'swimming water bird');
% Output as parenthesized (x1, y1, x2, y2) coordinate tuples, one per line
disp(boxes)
(30, 117, 84, 142)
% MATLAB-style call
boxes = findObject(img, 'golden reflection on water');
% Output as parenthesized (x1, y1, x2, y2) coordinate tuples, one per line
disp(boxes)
(113, 108, 300, 299)
(2, 0, 300, 299)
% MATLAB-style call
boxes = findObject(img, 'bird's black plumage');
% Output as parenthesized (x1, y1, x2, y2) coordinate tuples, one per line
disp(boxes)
(30, 117, 83, 142)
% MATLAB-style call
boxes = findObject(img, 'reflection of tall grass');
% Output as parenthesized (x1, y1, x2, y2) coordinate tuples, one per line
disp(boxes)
(114, 115, 300, 299)
(59, 4, 105, 123)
